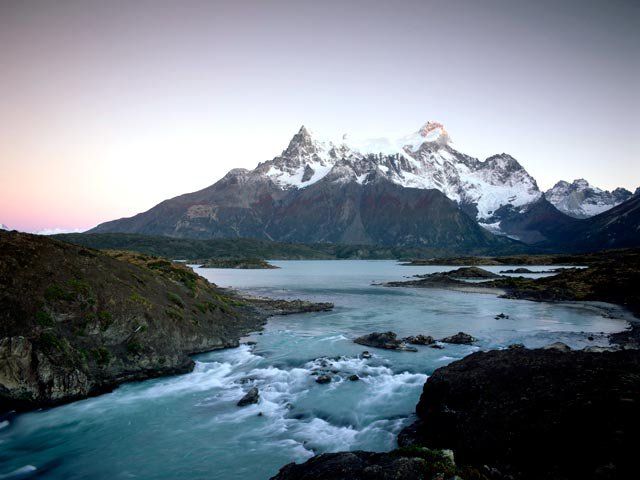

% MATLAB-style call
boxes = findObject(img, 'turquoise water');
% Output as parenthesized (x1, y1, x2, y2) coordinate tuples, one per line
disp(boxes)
(0, 261, 626, 480)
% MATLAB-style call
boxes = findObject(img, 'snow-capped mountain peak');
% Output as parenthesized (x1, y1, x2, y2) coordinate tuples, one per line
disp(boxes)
(545, 179, 632, 218)
(255, 123, 542, 229)
(0, 223, 9, 231)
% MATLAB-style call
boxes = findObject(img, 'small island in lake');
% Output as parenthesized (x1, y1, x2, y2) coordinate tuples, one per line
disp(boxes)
(195, 258, 280, 269)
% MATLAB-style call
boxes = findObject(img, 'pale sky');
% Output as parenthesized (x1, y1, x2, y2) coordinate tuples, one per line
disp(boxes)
(1, 0, 638, 232)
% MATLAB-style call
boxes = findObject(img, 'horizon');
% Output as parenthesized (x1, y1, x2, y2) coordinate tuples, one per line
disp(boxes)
(1, 0, 638, 233)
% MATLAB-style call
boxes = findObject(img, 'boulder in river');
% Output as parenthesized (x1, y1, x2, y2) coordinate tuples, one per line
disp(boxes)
(354, 332, 418, 352)
(403, 334, 435, 345)
(315, 374, 331, 384)
(440, 332, 477, 345)
(237, 387, 259, 406)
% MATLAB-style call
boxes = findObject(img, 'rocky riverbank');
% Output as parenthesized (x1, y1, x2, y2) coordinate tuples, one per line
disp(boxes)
(272, 347, 640, 479)
(0, 231, 332, 412)
(385, 250, 640, 348)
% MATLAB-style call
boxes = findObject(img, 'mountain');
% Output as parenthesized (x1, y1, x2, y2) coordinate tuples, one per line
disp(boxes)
(0, 224, 9, 231)
(543, 193, 640, 252)
(545, 179, 632, 219)
(90, 122, 572, 246)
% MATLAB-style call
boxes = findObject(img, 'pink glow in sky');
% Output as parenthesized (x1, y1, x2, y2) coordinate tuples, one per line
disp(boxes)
(1, 0, 638, 233)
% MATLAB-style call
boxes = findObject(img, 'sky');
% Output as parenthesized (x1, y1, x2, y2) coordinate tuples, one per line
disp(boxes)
(1, 0, 638, 233)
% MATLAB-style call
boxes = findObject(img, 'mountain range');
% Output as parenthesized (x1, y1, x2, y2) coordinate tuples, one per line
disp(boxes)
(89, 122, 638, 252)
(544, 179, 632, 219)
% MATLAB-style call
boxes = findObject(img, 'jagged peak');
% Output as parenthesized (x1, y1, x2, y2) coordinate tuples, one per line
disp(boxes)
(297, 125, 311, 137)
(419, 121, 449, 142)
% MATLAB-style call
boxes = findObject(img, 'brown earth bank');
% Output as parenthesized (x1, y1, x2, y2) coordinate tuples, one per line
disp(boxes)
(272, 348, 640, 480)
(0, 231, 332, 412)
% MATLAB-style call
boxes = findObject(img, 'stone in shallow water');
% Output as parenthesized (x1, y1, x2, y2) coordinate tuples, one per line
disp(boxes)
(440, 332, 477, 345)
(315, 374, 331, 384)
(237, 387, 259, 406)
(354, 331, 418, 352)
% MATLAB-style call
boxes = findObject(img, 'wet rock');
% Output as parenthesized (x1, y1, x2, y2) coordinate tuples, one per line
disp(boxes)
(583, 346, 619, 353)
(429, 344, 445, 349)
(403, 334, 435, 345)
(315, 374, 331, 384)
(354, 332, 418, 352)
(440, 332, 477, 345)
(542, 342, 571, 352)
(270, 450, 446, 480)
(507, 343, 525, 350)
(494, 313, 509, 319)
(237, 386, 259, 406)
(360, 351, 372, 359)
(348, 374, 360, 381)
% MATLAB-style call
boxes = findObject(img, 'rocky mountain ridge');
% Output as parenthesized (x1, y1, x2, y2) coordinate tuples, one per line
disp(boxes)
(254, 122, 543, 231)
(545, 178, 632, 218)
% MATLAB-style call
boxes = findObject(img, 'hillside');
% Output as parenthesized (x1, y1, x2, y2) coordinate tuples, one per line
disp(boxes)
(0, 231, 329, 411)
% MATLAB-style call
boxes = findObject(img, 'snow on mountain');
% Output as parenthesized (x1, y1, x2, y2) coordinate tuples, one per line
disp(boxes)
(0, 224, 9, 231)
(544, 179, 632, 219)
(255, 122, 541, 228)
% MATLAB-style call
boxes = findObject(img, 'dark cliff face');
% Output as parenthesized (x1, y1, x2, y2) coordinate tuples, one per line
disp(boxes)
(400, 348, 640, 479)
(0, 231, 263, 411)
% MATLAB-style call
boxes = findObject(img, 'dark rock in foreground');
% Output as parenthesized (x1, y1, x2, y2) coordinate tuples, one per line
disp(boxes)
(270, 449, 456, 480)
(399, 348, 640, 479)
(440, 332, 477, 344)
(354, 332, 417, 352)
(237, 386, 259, 406)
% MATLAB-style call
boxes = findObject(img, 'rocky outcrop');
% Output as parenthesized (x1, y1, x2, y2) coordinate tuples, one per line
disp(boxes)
(499, 267, 534, 274)
(399, 348, 640, 479)
(403, 335, 435, 345)
(383, 267, 502, 289)
(270, 448, 465, 480)
(0, 231, 331, 412)
(440, 332, 477, 344)
(354, 332, 417, 352)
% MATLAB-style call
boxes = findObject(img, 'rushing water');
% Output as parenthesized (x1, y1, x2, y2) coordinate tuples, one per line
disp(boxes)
(0, 261, 628, 480)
